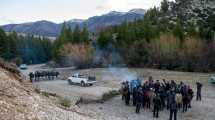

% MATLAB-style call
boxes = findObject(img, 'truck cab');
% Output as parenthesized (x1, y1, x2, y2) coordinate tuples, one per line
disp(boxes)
(210, 75, 215, 84)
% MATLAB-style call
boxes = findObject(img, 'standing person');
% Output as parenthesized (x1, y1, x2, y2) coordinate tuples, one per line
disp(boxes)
(56, 71, 59, 78)
(175, 92, 182, 111)
(166, 90, 171, 110)
(159, 85, 166, 110)
(196, 82, 203, 101)
(187, 86, 194, 108)
(29, 72, 34, 82)
(136, 87, 143, 113)
(153, 93, 161, 118)
(148, 76, 154, 88)
(169, 91, 177, 120)
(125, 81, 130, 106)
(146, 89, 152, 109)
(154, 80, 160, 94)
(170, 80, 176, 91)
(121, 82, 126, 101)
(48, 71, 51, 80)
(133, 86, 137, 106)
(182, 93, 189, 112)
(142, 84, 146, 108)
(35, 71, 38, 82)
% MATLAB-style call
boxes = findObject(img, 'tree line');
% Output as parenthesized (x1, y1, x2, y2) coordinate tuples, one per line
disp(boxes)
(0, 29, 53, 65)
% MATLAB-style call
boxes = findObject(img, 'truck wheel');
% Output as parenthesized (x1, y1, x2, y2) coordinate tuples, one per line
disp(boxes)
(68, 80, 72, 85)
(81, 81, 85, 87)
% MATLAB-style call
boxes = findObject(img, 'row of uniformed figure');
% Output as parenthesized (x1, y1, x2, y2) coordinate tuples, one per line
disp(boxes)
(29, 71, 60, 82)
(121, 77, 202, 120)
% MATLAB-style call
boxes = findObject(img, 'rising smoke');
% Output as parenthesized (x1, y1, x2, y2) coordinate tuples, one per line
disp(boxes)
(93, 42, 138, 82)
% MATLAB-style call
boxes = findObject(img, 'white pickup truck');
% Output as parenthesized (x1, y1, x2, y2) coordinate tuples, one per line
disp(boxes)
(68, 73, 96, 86)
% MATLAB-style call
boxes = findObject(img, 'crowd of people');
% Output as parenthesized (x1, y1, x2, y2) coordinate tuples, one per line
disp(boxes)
(29, 71, 59, 82)
(121, 76, 203, 120)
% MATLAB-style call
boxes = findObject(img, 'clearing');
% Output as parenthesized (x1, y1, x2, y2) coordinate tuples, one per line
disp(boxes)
(22, 65, 215, 120)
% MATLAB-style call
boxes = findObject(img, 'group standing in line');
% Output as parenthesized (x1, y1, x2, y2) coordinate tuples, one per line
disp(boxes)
(29, 71, 59, 82)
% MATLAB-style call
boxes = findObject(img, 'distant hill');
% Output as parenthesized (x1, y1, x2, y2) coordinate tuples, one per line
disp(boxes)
(1, 9, 145, 37)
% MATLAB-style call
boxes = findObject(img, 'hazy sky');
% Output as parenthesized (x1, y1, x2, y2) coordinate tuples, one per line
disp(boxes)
(0, 0, 171, 25)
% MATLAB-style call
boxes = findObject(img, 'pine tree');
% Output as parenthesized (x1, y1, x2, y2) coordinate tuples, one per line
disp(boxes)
(0, 28, 7, 58)
(7, 31, 19, 59)
(161, 0, 169, 13)
(67, 27, 73, 43)
(97, 31, 112, 49)
(173, 19, 184, 41)
(53, 22, 71, 60)
(58, 22, 71, 43)
(73, 25, 81, 43)
(81, 24, 89, 43)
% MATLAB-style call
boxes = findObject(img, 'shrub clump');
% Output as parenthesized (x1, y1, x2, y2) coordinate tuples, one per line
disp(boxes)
(60, 98, 71, 108)
(101, 90, 120, 101)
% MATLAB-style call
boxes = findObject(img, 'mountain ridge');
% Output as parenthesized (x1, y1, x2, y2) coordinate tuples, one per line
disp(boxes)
(1, 8, 146, 37)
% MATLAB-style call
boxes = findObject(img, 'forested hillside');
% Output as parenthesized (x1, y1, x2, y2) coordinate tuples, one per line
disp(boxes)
(0, 29, 53, 64)
(52, 0, 215, 72)
(94, 0, 215, 72)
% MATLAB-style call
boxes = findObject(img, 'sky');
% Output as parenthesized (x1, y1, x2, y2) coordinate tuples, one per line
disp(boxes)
(0, 0, 172, 25)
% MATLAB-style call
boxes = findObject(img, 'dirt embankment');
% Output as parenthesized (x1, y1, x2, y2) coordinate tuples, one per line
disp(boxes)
(0, 62, 96, 120)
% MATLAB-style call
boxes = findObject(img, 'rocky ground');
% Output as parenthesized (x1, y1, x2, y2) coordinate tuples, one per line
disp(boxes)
(0, 65, 96, 120)
(21, 64, 215, 120)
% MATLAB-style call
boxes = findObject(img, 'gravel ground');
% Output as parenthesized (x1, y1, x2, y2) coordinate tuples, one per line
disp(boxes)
(33, 80, 117, 105)
(76, 68, 215, 120)
(77, 95, 215, 120)
(21, 65, 215, 120)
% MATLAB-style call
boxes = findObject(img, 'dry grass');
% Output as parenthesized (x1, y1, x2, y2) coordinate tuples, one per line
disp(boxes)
(60, 98, 72, 108)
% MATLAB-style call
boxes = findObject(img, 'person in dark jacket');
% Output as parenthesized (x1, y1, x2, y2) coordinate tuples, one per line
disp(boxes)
(148, 76, 154, 88)
(35, 71, 40, 82)
(142, 85, 146, 108)
(153, 93, 161, 118)
(125, 82, 130, 106)
(48, 71, 51, 80)
(136, 87, 143, 113)
(121, 82, 126, 101)
(133, 87, 137, 106)
(196, 82, 203, 101)
(154, 80, 160, 94)
(159, 85, 166, 110)
(182, 93, 189, 112)
(170, 80, 176, 90)
(187, 86, 194, 108)
(169, 91, 177, 120)
(163, 79, 171, 91)
(29, 72, 34, 82)
(166, 90, 171, 110)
